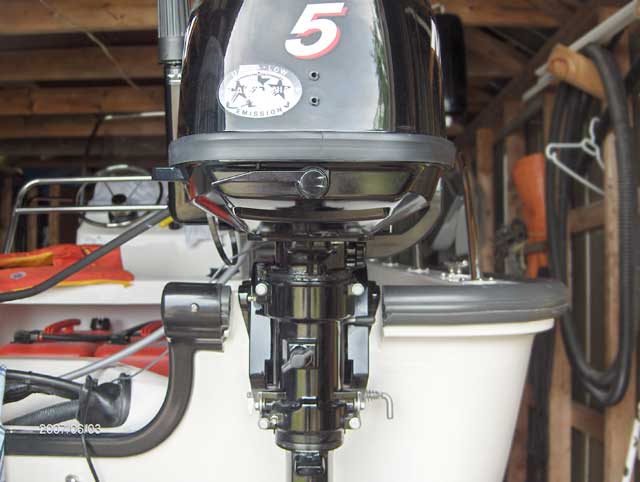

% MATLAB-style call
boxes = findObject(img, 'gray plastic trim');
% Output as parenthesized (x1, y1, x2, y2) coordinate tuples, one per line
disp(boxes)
(382, 280, 569, 325)
(169, 132, 456, 167)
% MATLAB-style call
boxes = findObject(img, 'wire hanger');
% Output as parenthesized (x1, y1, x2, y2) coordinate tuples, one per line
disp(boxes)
(545, 116, 605, 196)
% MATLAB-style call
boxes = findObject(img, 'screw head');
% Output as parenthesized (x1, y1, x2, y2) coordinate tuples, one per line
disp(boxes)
(258, 417, 270, 430)
(66, 476, 81, 482)
(308, 70, 320, 81)
(350, 283, 365, 297)
(297, 168, 329, 199)
(309, 96, 320, 106)
(254, 282, 269, 297)
(348, 417, 362, 430)
(190, 303, 200, 313)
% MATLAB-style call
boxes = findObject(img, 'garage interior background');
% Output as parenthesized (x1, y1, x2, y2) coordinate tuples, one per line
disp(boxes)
(0, 1, 639, 482)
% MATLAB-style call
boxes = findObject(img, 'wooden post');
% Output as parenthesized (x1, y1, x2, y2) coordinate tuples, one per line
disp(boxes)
(503, 101, 526, 225)
(507, 404, 529, 482)
(476, 128, 495, 273)
(545, 88, 572, 482)
(48, 184, 61, 246)
(548, 323, 573, 482)
(502, 104, 527, 481)
(547, 45, 606, 100)
(603, 134, 637, 482)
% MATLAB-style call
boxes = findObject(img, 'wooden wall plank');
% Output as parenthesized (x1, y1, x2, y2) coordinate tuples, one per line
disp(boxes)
(572, 402, 604, 443)
(1, 0, 558, 35)
(0, 46, 161, 82)
(603, 134, 637, 482)
(0, 0, 157, 35)
(440, 0, 559, 27)
(466, 28, 527, 73)
(0, 116, 165, 139)
(456, 1, 601, 145)
(0, 45, 517, 84)
(507, 403, 529, 482)
(0, 86, 164, 116)
(475, 127, 496, 272)
(0, 138, 166, 158)
(545, 84, 572, 482)
(503, 101, 525, 224)
(548, 295, 573, 482)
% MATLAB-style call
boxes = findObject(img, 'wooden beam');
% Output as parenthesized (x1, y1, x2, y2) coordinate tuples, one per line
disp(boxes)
(0, 0, 157, 35)
(466, 29, 528, 79)
(0, 116, 166, 139)
(569, 187, 640, 234)
(572, 402, 604, 442)
(1, 0, 558, 35)
(507, 403, 529, 481)
(466, 28, 528, 73)
(569, 201, 605, 234)
(603, 134, 637, 482)
(468, 88, 494, 113)
(467, 48, 524, 79)
(503, 101, 525, 225)
(0, 86, 164, 116)
(8, 157, 164, 170)
(457, 1, 602, 147)
(0, 43, 517, 84)
(526, 0, 575, 22)
(440, 0, 559, 27)
(0, 138, 166, 158)
(0, 46, 161, 82)
(547, 45, 606, 99)
(547, 88, 572, 482)
(548, 299, 573, 482)
(475, 128, 495, 272)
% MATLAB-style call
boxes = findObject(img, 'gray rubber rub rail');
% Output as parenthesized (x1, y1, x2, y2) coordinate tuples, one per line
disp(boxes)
(169, 132, 456, 167)
(382, 279, 569, 325)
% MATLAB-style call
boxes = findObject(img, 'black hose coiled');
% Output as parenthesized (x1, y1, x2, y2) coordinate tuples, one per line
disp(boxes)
(546, 44, 637, 406)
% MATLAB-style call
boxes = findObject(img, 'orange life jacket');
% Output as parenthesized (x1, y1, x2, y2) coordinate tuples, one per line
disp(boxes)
(0, 244, 134, 292)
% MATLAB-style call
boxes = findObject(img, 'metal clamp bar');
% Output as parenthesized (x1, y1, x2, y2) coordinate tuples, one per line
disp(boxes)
(15, 205, 167, 215)
(2, 175, 165, 254)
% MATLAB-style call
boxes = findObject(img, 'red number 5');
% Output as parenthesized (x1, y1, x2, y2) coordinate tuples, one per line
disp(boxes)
(285, 3, 348, 60)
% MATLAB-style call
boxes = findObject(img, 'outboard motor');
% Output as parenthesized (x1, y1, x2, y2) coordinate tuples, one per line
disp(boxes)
(164, 0, 455, 480)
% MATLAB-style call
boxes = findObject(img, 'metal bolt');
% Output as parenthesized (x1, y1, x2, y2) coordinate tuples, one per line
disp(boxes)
(258, 417, 271, 430)
(348, 417, 362, 430)
(309, 96, 320, 106)
(269, 415, 280, 427)
(190, 303, 200, 313)
(297, 168, 330, 199)
(66, 476, 81, 482)
(255, 282, 269, 297)
(350, 283, 365, 296)
(308, 70, 320, 81)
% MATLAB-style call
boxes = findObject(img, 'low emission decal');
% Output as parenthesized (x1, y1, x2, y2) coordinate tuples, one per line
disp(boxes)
(218, 64, 303, 118)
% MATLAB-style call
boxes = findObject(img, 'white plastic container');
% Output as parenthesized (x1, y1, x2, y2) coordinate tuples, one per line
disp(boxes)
(5, 266, 565, 482)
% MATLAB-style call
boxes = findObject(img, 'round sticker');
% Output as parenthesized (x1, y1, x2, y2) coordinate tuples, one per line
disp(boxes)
(218, 64, 303, 119)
